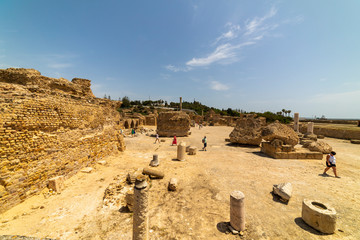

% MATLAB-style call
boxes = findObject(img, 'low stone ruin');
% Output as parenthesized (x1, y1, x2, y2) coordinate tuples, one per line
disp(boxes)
(157, 111, 191, 137)
(229, 117, 266, 145)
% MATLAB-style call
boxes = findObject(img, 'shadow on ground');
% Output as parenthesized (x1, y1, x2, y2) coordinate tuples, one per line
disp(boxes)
(294, 217, 328, 236)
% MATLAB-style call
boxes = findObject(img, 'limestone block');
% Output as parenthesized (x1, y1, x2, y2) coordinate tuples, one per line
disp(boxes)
(302, 199, 336, 234)
(168, 178, 178, 191)
(350, 139, 360, 144)
(81, 167, 93, 173)
(262, 121, 299, 146)
(48, 176, 65, 193)
(188, 146, 197, 155)
(125, 190, 134, 212)
(142, 167, 164, 179)
(307, 141, 332, 154)
(273, 182, 292, 202)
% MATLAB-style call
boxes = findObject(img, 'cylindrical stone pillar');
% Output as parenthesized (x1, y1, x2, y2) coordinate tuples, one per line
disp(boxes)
(133, 175, 149, 240)
(150, 154, 159, 167)
(180, 97, 182, 111)
(307, 122, 314, 134)
(177, 142, 186, 161)
(293, 113, 299, 132)
(230, 190, 245, 231)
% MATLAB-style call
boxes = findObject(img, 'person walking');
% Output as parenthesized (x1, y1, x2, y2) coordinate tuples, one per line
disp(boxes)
(323, 151, 340, 178)
(154, 133, 160, 143)
(202, 136, 207, 151)
(172, 135, 177, 146)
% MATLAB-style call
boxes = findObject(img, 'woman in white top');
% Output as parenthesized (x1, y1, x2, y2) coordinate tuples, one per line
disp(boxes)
(323, 151, 340, 178)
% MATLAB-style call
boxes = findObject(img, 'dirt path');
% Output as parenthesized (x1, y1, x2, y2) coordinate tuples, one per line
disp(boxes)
(0, 126, 359, 239)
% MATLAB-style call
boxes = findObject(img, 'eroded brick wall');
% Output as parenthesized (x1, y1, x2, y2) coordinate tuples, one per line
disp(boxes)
(0, 73, 125, 213)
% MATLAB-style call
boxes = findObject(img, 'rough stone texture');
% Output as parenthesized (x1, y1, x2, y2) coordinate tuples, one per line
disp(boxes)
(177, 142, 186, 161)
(293, 113, 299, 132)
(47, 176, 65, 193)
(188, 146, 197, 155)
(168, 178, 178, 191)
(261, 142, 323, 159)
(262, 121, 299, 146)
(0, 68, 126, 213)
(230, 190, 245, 232)
(273, 182, 292, 202)
(302, 199, 337, 234)
(156, 111, 191, 137)
(306, 141, 332, 154)
(229, 117, 266, 146)
(125, 190, 134, 212)
(142, 168, 164, 179)
(133, 185, 149, 240)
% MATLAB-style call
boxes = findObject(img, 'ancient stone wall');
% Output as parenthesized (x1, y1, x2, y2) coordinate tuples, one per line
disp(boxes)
(0, 68, 125, 213)
(157, 111, 190, 137)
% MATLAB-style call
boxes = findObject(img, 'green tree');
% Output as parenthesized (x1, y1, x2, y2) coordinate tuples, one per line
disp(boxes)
(121, 96, 131, 108)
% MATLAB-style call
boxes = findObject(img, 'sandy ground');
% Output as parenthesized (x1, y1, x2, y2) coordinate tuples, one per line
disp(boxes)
(0, 126, 359, 240)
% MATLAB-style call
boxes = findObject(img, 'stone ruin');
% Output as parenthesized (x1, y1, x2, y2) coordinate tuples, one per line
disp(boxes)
(0, 68, 126, 213)
(229, 116, 266, 145)
(229, 116, 324, 159)
(156, 111, 191, 137)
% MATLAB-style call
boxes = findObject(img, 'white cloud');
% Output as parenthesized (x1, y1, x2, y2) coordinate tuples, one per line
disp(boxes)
(165, 64, 191, 72)
(210, 81, 229, 91)
(186, 42, 255, 67)
(166, 6, 280, 71)
(245, 7, 277, 36)
(214, 23, 241, 45)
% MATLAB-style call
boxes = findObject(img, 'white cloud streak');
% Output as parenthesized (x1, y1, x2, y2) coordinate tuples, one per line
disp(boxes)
(166, 6, 279, 71)
(210, 81, 229, 91)
(186, 42, 255, 67)
(48, 63, 73, 69)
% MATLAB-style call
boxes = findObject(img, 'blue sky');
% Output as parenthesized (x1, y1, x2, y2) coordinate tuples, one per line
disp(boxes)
(1, 0, 359, 118)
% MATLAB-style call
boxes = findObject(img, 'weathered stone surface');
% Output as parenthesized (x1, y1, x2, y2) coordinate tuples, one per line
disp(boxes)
(157, 111, 191, 137)
(188, 146, 197, 155)
(229, 117, 266, 146)
(168, 178, 178, 191)
(273, 182, 292, 201)
(142, 167, 164, 179)
(304, 133, 317, 141)
(125, 190, 134, 212)
(0, 68, 126, 213)
(81, 167, 93, 173)
(262, 121, 299, 146)
(350, 139, 360, 144)
(48, 176, 65, 193)
(307, 141, 332, 154)
(302, 199, 336, 234)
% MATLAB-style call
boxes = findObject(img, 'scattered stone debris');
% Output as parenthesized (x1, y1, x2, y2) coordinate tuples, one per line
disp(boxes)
(103, 175, 132, 209)
(350, 139, 360, 144)
(168, 178, 178, 191)
(273, 182, 292, 202)
(306, 141, 332, 154)
(97, 160, 107, 165)
(47, 176, 65, 193)
(143, 167, 164, 179)
(81, 167, 93, 173)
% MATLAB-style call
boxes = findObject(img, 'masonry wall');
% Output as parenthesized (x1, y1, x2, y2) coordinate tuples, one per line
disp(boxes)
(0, 70, 125, 213)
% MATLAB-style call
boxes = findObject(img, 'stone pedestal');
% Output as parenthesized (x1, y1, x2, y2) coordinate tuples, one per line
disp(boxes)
(307, 122, 314, 134)
(189, 147, 197, 155)
(133, 176, 149, 240)
(149, 154, 159, 167)
(177, 142, 186, 161)
(294, 113, 299, 132)
(48, 176, 65, 193)
(302, 199, 336, 234)
(230, 191, 245, 231)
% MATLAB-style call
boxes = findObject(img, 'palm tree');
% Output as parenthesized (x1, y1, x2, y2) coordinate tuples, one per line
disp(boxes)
(282, 109, 286, 116)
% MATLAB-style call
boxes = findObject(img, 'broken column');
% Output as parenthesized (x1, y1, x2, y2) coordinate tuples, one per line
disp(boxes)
(293, 113, 299, 132)
(188, 146, 197, 155)
(149, 154, 159, 167)
(133, 175, 149, 240)
(180, 97, 182, 111)
(307, 122, 314, 134)
(230, 191, 245, 232)
(177, 142, 186, 161)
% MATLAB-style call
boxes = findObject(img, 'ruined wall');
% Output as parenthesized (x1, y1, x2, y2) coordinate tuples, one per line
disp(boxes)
(0, 68, 125, 213)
